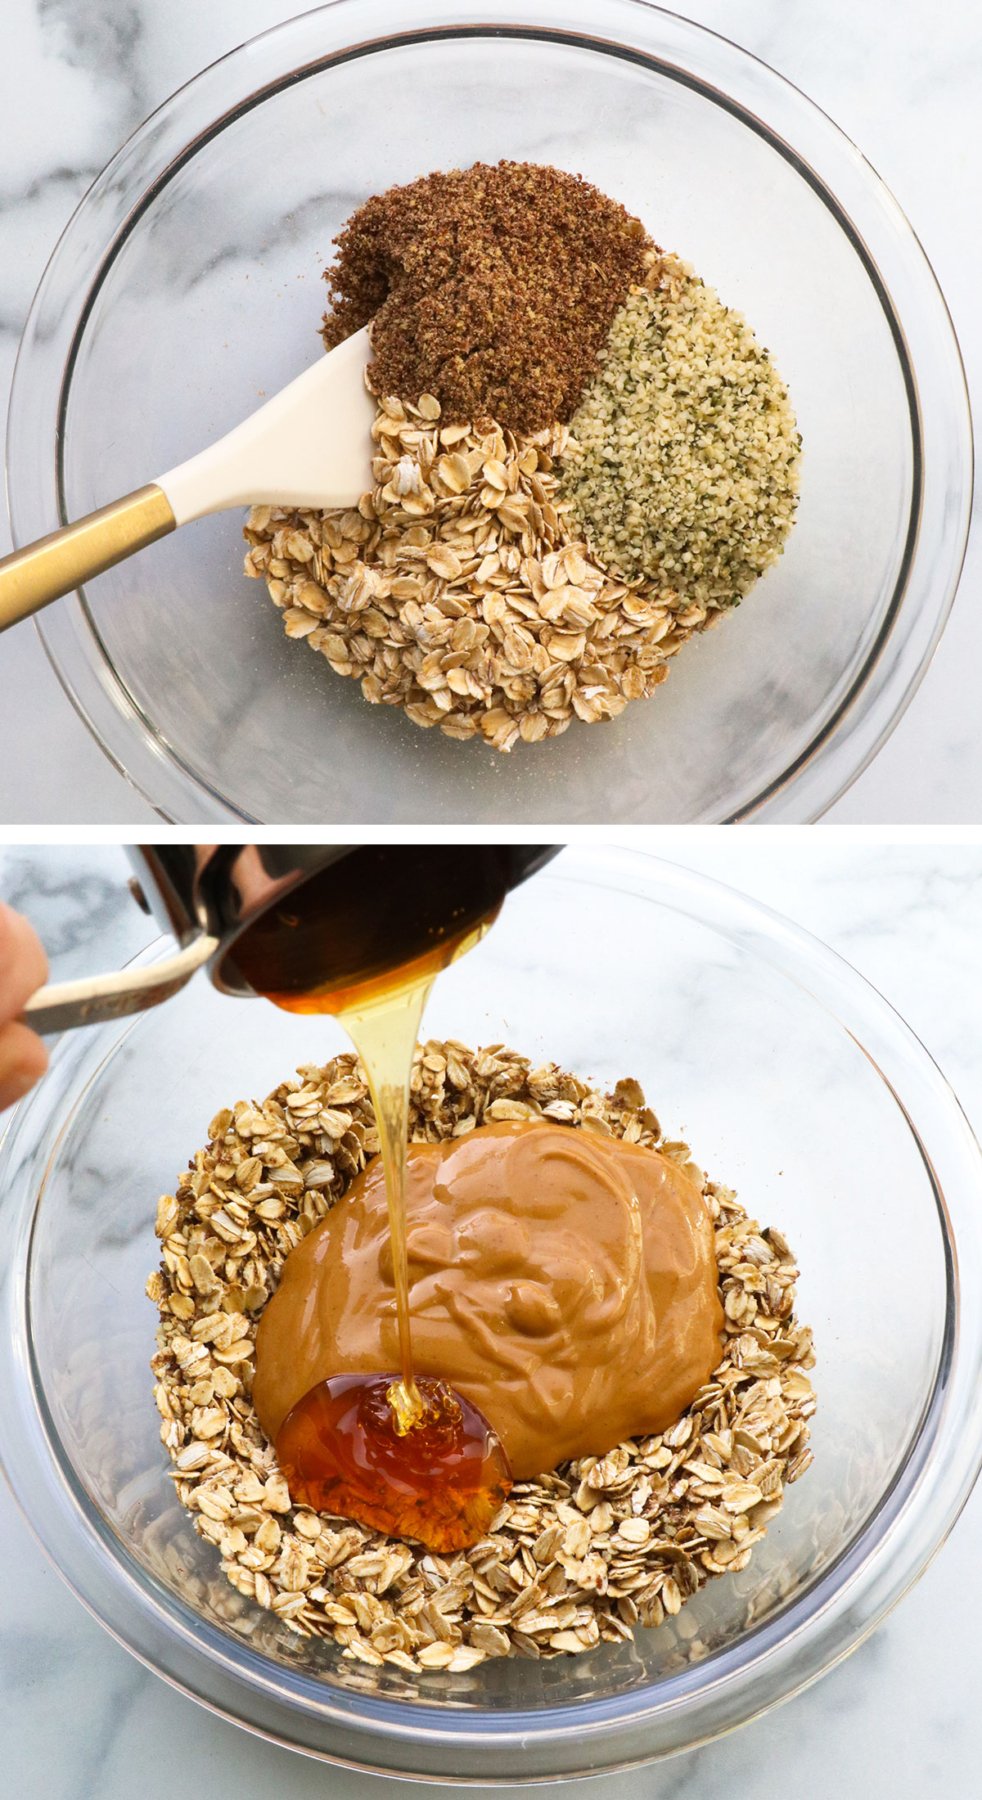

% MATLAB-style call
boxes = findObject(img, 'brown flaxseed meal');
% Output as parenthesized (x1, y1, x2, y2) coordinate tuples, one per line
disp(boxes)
(321, 161, 650, 433)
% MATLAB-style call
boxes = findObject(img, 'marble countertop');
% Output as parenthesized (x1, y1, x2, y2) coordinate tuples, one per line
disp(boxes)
(1, 836, 981, 1794)
(0, 0, 979, 823)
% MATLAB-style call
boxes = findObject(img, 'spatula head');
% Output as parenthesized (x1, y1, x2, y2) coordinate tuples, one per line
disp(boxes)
(160, 326, 377, 525)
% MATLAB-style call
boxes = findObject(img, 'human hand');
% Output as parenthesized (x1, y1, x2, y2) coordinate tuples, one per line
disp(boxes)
(0, 902, 49, 1111)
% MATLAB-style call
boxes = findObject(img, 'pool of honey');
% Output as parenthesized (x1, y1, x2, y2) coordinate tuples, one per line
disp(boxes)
(275, 1373, 511, 1553)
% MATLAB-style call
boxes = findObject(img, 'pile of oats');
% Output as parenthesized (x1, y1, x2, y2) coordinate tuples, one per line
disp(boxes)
(243, 401, 705, 753)
(148, 1043, 814, 1669)
(561, 255, 801, 604)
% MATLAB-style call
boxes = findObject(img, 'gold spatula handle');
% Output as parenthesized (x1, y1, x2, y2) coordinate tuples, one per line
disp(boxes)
(0, 483, 176, 630)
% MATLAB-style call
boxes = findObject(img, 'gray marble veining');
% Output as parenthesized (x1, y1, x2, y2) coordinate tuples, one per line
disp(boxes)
(0, 839, 980, 1795)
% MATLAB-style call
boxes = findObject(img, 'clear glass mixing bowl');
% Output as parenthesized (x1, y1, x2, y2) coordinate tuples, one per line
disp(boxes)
(1, 846, 981, 1781)
(5, 0, 971, 823)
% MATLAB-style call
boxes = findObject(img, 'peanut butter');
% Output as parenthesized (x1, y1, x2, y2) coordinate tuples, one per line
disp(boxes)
(254, 1121, 723, 1480)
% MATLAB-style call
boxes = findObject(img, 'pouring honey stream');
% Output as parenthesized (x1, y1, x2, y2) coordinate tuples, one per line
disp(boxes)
(226, 849, 550, 1550)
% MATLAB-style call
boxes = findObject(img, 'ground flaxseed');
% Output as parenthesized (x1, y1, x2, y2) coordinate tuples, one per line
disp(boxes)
(321, 161, 650, 434)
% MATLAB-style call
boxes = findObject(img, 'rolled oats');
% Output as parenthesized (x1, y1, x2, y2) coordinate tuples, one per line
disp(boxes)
(149, 1042, 814, 1665)
(243, 403, 695, 752)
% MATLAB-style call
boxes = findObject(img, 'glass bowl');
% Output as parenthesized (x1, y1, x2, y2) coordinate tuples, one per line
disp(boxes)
(6, 0, 971, 823)
(2, 845, 982, 1781)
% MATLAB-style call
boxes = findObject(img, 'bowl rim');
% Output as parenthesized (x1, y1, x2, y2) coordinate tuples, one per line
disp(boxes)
(4, 0, 974, 825)
(2, 844, 982, 1780)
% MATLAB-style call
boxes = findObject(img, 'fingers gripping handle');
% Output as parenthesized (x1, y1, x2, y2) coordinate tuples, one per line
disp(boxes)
(0, 484, 176, 630)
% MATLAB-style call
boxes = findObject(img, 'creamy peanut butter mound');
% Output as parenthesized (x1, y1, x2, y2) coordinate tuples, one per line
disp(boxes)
(252, 1120, 723, 1481)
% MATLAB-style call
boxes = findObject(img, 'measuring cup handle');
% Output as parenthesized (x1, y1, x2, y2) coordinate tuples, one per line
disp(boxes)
(0, 485, 176, 630)
(21, 936, 219, 1034)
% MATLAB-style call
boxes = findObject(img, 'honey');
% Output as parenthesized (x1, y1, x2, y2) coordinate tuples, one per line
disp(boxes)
(275, 1373, 512, 1553)
(230, 848, 556, 1547)
(271, 939, 490, 1430)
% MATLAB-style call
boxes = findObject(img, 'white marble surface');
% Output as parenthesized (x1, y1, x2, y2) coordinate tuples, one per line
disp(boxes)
(0, 0, 979, 823)
(1, 836, 981, 1794)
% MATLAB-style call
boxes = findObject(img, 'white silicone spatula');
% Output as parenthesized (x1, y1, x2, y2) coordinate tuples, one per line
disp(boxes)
(0, 326, 375, 631)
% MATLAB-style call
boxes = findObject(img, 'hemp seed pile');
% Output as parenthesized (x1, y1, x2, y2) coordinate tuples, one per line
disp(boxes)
(244, 161, 801, 749)
(560, 260, 801, 606)
(148, 1042, 815, 1668)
